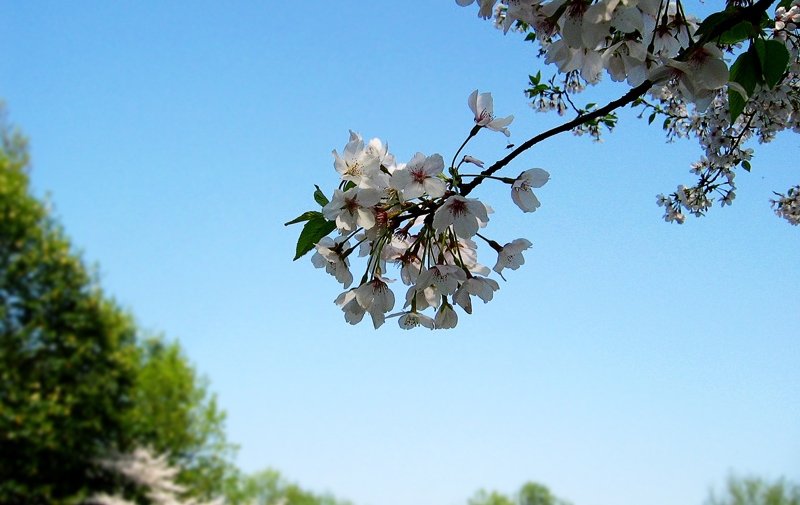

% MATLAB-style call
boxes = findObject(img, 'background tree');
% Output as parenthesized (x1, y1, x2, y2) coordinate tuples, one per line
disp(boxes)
(127, 336, 238, 501)
(706, 476, 800, 505)
(0, 110, 236, 504)
(0, 111, 140, 503)
(224, 469, 353, 505)
(469, 481, 571, 505)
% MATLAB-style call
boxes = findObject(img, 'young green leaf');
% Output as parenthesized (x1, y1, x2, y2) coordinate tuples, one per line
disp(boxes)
(293, 215, 337, 260)
(284, 210, 323, 227)
(718, 20, 753, 44)
(761, 39, 790, 88)
(729, 48, 761, 121)
(695, 9, 737, 41)
(313, 185, 330, 207)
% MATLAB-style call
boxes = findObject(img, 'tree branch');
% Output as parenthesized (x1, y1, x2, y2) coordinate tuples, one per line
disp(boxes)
(460, 79, 653, 196)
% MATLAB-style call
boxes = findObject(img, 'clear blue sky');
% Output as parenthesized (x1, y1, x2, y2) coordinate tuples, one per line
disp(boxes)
(1, 2, 798, 505)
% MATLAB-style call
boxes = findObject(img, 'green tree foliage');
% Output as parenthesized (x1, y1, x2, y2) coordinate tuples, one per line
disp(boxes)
(0, 110, 236, 504)
(469, 482, 571, 505)
(128, 337, 237, 500)
(707, 476, 800, 505)
(0, 114, 140, 503)
(224, 469, 353, 505)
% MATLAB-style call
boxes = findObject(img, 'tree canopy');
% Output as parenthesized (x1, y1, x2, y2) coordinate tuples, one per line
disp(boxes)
(0, 112, 140, 504)
(0, 111, 234, 504)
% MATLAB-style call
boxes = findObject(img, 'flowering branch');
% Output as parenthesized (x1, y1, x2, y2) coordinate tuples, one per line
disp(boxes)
(460, 79, 653, 196)
(287, 0, 800, 330)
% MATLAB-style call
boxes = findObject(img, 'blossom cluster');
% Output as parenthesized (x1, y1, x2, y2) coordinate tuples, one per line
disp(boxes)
(87, 447, 223, 505)
(292, 91, 550, 330)
(460, 0, 800, 225)
(295, 0, 800, 330)
(771, 185, 800, 224)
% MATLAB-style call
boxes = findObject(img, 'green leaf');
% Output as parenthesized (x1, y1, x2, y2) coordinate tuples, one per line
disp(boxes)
(718, 20, 753, 44)
(742, 160, 752, 172)
(760, 39, 790, 88)
(729, 48, 761, 121)
(778, 0, 793, 10)
(342, 181, 356, 191)
(754, 38, 767, 68)
(284, 210, 322, 227)
(695, 9, 736, 40)
(293, 215, 336, 260)
(648, 112, 656, 125)
(313, 185, 329, 207)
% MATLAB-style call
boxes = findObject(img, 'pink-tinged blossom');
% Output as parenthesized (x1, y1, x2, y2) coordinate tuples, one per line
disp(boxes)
(323, 187, 382, 232)
(462, 155, 484, 168)
(433, 195, 490, 238)
(390, 152, 446, 201)
(416, 265, 468, 296)
(455, 0, 499, 19)
(335, 289, 367, 325)
(355, 275, 395, 329)
(404, 284, 441, 311)
(468, 90, 514, 136)
(332, 131, 386, 189)
(453, 276, 500, 314)
(493, 238, 533, 276)
(433, 237, 490, 276)
(511, 168, 550, 212)
(434, 301, 459, 329)
(311, 237, 353, 288)
(397, 310, 436, 330)
(651, 44, 729, 110)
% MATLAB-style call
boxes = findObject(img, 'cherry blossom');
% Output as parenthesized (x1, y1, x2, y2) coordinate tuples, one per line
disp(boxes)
(323, 187, 382, 232)
(493, 238, 533, 276)
(433, 195, 490, 238)
(390, 152, 446, 200)
(290, 0, 800, 329)
(511, 168, 550, 212)
(468, 89, 514, 136)
(311, 237, 353, 288)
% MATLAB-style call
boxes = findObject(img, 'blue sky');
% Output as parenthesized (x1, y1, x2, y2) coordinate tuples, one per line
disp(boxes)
(1, 1, 798, 505)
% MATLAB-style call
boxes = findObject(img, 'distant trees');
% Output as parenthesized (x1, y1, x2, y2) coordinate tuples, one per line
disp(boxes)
(0, 111, 235, 503)
(469, 482, 571, 505)
(0, 110, 141, 503)
(706, 476, 800, 505)
(128, 337, 237, 500)
(224, 469, 353, 505)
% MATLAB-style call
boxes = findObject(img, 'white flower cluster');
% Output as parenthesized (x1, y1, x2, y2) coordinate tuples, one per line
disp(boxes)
(463, 0, 728, 106)
(87, 448, 222, 505)
(655, 60, 800, 222)
(306, 91, 549, 330)
(461, 0, 800, 226)
(771, 185, 800, 224)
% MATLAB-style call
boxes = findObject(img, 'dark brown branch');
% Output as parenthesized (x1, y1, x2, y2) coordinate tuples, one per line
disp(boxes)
(460, 79, 653, 196)
(459, 0, 779, 197)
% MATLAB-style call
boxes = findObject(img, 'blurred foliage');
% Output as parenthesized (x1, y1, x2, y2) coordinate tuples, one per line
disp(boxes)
(0, 110, 140, 503)
(707, 476, 800, 505)
(223, 469, 353, 505)
(128, 336, 238, 501)
(0, 108, 236, 504)
(469, 482, 571, 505)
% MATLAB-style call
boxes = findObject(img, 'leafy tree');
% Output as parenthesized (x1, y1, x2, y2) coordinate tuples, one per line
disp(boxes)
(0, 110, 235, 504)
(224, 469, 353, 505)
(127, 336, 237, 501)
(706, 476, 800, 505)
(0, 111, 140, 503)
(469, 481, 571, 505)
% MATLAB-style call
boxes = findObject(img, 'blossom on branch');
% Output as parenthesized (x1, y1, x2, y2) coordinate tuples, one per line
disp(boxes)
(469, 89, 514, 136)
(511, 168, 550, 212)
